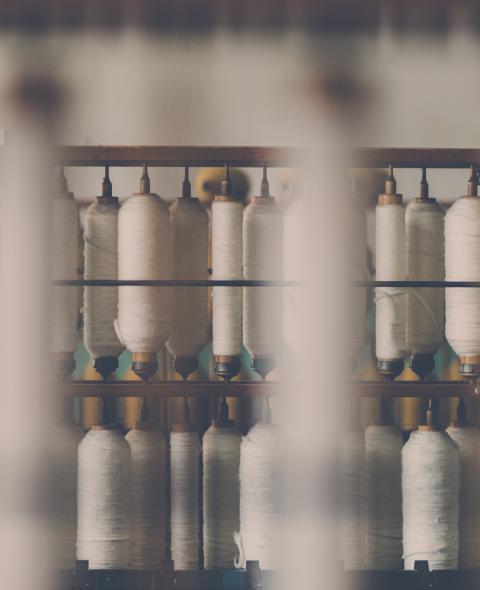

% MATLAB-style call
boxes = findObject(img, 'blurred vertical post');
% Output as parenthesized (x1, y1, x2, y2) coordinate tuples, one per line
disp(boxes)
(0, 72, 62, 590)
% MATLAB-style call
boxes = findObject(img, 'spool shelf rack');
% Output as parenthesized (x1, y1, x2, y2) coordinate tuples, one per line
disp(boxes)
(52, 146, 480, 589)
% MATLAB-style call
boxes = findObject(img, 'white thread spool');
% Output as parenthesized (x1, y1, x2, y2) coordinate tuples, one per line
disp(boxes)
(350, 188, 368, 363)
(445, 169, 480, 378)
(375, 168, 406, 380)
(365, 422, 403, 570)
(84, 169, 123, 379)
(339, 429, 365, 570)
(243, 169, 282, 379)
(116, 166, 171, 381)
(447, 411, 480, 569)
(203, 418, 241, 569)
(212, 165, 243, 380)
(170, 418, 200, 570)
(52, 422, 84, 570)
(402, 426, 460, 570)
(52, 168, 79, 377)
(167, 169, 209, 379)
(236, 422, 283, 571)
(77, 426, 131, 569)
(126, 423, 167, 569)
(406, 170, 445, 379)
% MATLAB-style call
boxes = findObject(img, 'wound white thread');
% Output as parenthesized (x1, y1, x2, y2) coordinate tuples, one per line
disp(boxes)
(117, 192, 171, 353)
(170, 430, 200, 570)
(167, 198, 209, 358)
(212, 200, 243, 356)
(203, 425, 241, 569)
(52, 423, 84, 570)
(402, 429, 460, 570)
(445, 196, 480, 359)
(236, 423, 283, 571)
(126, 428, 167, 569)
(446, 424, 480, 569)
(77, 427, 131, 569)
(375, 202, 407, 362)
(52, 193, 79, 354)
(84, 198, 123, 361)
(243, 198, 282, 361)
(406, 199, 445, 355)
(339, 430, 365, 570)
(365, 424, 403, 570)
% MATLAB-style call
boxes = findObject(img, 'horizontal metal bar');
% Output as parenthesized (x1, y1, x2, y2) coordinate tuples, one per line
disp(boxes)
(47, 146, 480, 168)
(61, 380, 279, 398)
(356, 281, 480, 288)
(53, 279, 298, 287)
(353, 147, 480, 169)
(56, 146, 301, 168)
(355, 380, 477, 398)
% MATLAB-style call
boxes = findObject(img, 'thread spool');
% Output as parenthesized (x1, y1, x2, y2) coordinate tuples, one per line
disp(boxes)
(364, 400, 403, 570)
(339, 427, 365, 570)
(52, 167, 78, 378)
(446, 399, 480, 569)
(445, 167, 480, 379)
(212, 164, 243, 381)
(167, 167, 209, 380)
(84, 167, 123, 380)
(52, 420, 84, 570)
(406, 169, 445, 380)
(243, 168, 282, 379)
(402, 400, 460, 570)
(203, 398, 241, 569)
(125, 399, 167, 569)
(170, 399, 200, 570)
(375, 165, 406, 380)
(77, 422, 131, 569)
(235, 420, 283, 571)
(350, 177, 368, 366)
(116, 164, 172, 381)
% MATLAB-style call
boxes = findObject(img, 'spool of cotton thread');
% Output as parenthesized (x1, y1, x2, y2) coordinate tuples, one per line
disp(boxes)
(402, 424, 460, 570)
(212, 165, 243, 381)
(445, 168, 480, 379)
(447, 408, 480, 569)
(84, 168, 123, 380)
(116, 165, 171, 381)
(339, 429, 365, 570)
(203, 417, 241, 569)
(167, 168, 209, 380)
(365, 421, 403, 570)
(170, 413, 200, 570)
(235, 422, 283, 571)
(349, 181, 368, 363)
(52, 167, 79, 378)
(126, 424, 167, 569)
(406, 170, 445, 379)
(243, 168, 282, 379)
(375, 167, 406, 380)
(51, 422, 84, 570)
(77, 426, 131, 569)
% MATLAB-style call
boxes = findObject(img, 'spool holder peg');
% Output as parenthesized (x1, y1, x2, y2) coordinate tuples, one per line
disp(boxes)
(213, 396, 235, 428)
(132, 352, 158, 382)
(55, 351, 76, 381)
(418, 398, 437, 432)
(171, 397, 196, 433)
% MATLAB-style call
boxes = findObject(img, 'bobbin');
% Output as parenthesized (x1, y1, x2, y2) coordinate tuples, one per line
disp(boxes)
(213, 164, 242, 382)
(90, 166, 120, 381)
(451, 167, 480, 380)
(408, 168, 443, 381)
(246, 167, 278, 380)
(54, 166, 77, 380)
(376, 165, 404, 381)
